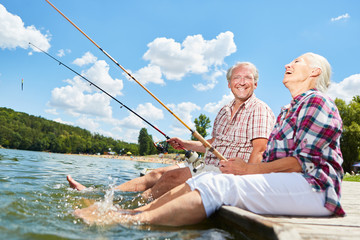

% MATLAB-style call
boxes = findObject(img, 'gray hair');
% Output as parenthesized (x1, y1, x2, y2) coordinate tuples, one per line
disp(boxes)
(304, 52, 332, 93)
(226, 62, 259, 83)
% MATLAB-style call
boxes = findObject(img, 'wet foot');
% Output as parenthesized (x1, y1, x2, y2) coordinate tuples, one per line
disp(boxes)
(74, 204, 139, 225)
(67, 175, 87, 191)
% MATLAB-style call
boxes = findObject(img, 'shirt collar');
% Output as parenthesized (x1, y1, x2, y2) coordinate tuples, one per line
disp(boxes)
(291, 88, 317, 106)
(228, 93, 256, 110)
(281, 89, 318, 113)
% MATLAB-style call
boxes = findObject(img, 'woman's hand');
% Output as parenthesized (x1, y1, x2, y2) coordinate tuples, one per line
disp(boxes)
(219, 158, 250, 175)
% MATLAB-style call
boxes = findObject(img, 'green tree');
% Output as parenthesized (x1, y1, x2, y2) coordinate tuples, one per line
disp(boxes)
(138, 128, 152, 156)
(191, 114, 211, 140)
(335, 96, 360, 173)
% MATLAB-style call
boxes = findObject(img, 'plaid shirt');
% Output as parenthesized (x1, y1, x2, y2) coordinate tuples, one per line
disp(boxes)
(205, 94, 275, 165)
(263, 89, 345, 216)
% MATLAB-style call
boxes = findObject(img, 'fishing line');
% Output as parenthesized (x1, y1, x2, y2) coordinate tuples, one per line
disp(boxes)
(29, 42, 171, 153)
(45, 0, 226, 161)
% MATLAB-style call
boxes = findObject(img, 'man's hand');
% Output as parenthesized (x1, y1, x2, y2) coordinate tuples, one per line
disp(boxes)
(167, 137, 186, 150)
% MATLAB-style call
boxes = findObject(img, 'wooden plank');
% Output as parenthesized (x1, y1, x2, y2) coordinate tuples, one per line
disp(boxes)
(212, 206, 301, 240)
(216, 181, 360, 239)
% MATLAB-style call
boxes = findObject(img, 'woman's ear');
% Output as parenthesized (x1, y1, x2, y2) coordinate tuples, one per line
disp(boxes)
(310, 67, 322, 77)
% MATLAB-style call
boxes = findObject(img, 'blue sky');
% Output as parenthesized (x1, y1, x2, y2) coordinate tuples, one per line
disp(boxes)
(0, 0, 359, 143)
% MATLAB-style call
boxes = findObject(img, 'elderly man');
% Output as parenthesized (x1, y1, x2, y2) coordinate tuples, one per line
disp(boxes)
(67, 61, 275, 200)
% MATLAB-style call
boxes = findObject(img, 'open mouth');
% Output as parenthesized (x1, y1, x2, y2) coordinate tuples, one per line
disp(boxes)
(236, 87, 246, 91)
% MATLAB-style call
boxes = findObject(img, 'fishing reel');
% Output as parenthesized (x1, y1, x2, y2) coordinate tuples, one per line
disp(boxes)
(184, 150, 206, 173)
(153, 141, 169, 154)
(184, 150, 199, 163)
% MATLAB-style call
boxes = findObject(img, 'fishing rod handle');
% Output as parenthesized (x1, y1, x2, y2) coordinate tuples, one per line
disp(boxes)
(191, 131, 227, 161)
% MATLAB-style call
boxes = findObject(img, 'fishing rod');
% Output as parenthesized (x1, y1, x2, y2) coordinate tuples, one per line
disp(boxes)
(45, 0, 226, 161)
(29, 42, 173, 153)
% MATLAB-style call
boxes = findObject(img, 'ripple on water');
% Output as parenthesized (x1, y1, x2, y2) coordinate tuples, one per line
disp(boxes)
(0, 149, 235, 239)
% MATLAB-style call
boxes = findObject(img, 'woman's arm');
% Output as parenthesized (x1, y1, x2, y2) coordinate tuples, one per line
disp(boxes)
(219, 156, 302, 175)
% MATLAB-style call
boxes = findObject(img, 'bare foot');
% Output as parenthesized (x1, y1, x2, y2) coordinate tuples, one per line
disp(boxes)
(74, 204, 139, 225)
(67, 175, 87, 191)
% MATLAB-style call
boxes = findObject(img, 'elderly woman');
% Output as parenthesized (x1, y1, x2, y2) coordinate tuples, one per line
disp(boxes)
(74, 52, 345, 226)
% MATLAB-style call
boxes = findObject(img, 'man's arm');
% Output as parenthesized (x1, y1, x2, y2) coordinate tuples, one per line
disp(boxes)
(167, 137, 215, 153)
(247, 138, 268, 164)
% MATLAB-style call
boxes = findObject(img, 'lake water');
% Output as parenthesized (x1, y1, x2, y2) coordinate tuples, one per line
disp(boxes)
(0, 148, 234, 239)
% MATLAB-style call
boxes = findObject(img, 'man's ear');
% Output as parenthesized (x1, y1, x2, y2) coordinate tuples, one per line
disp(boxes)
(310, 67, 322, 77)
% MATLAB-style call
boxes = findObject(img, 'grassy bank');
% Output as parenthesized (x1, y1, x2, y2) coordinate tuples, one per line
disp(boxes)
(344, 173, 360, 182)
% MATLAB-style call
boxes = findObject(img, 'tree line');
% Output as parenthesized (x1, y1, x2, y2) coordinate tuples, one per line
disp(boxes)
(137, 114, 211, 156)
(335, 96, 360, 173)
(0, 107, 138, 155)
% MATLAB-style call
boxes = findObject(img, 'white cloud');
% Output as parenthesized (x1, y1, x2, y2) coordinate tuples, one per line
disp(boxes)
(136, 102, 164, 120)
(131, 64, 165, 85)
(73, 52, 97, 66)
(50, 85, 112, 118)
(53, 118, 74, 126)
(118, 103, 164, 129)
(120, 129, 141, 143)
(0, 4, 51, 51)
(327, 74, 360, 102)
(204, 92, 234, 114)
(77, 117, 100, 132)
(45, 108, 58, 115)
(141, 31, 236, 85)
(48, 55, 123, 118)
(118, 113, 147, 129)
(331, 13, 350, 22)
(193, 69, 225, 91)
(167, 102, 201, 133)
(57, 49, 71, 57)
(82, 59, 124, 96)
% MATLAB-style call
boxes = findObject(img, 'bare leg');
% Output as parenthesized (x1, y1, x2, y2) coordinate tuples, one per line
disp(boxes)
(67, 175, 87, 191)
(67, 165, 179, 192)
(74, 183, 207, 226)
(137, 190, 206, 226)
(113, 165, 179, 191)
(74, 183, 191, 224)
(142, 167, 192, 200)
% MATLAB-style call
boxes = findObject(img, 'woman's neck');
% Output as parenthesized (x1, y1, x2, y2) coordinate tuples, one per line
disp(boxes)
(286, 81, 315, 98)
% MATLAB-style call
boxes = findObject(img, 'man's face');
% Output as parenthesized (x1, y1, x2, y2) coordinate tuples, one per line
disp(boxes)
(228, 65, 257, 103)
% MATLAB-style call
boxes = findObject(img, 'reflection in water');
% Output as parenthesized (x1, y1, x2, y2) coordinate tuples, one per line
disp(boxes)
(0, 149, 234, 239)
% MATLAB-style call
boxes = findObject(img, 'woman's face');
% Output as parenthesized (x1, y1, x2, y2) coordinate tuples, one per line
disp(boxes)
(283, 54, 313, 87)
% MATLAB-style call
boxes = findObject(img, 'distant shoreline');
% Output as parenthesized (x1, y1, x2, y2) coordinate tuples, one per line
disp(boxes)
(73, 153, 184, 165)
(0, 147, 183, 165)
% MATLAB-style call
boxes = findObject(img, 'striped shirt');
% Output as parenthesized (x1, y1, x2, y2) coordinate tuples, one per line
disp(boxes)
(263, 89, 345, 216)
(205, 93, 275, 165)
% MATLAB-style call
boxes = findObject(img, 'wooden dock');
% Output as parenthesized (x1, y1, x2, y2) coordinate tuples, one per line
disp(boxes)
(213, 181, 360, 240)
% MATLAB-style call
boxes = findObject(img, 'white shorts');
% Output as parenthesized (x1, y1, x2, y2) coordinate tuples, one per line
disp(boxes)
(186, 172, 332, 217)
(177, 162, 221, 176)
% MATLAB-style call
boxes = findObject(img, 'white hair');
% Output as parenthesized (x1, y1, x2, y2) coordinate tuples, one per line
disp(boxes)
(304, 52, 332, 93)
(226, 62, 259, 83)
